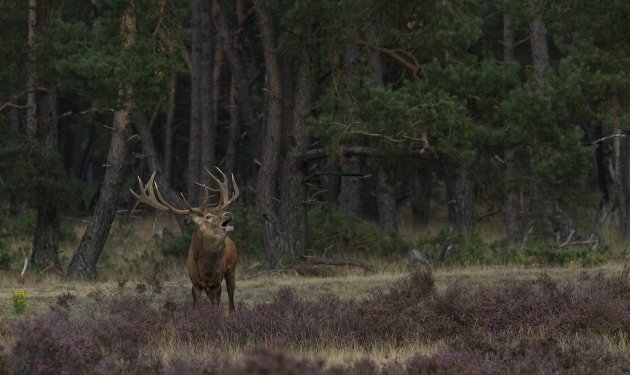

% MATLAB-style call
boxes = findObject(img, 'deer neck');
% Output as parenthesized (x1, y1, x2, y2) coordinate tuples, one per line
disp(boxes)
(193, 227, 226, 254)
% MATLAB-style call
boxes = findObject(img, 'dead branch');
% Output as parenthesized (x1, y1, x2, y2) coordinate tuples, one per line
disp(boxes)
(558, 230, 576, 248)
(0, 101, 33, 112)
(590, 133, 626, 145)
(354, 40, 421, 78)
(559, 233, 599, 250)
(300, 255, 375, 273)
(20, 258, 28, 277)
(299, 146, 429, 163)
(347, 130, 404, 144)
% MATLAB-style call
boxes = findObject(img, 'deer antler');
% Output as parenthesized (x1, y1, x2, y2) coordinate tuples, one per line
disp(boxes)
(203, 167, 240, 212)
(130, 168, 239, 216)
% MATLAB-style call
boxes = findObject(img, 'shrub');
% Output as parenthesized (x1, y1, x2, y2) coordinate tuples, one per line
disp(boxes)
(5, 271, 630, 373)
(308, 205, 412, 257)
(240, 347, 327, 375)
(230, 205, 265, 259)
(10, 313, 102, 374)
(12, 290, 28, 315)
(159, 228, 193, 258)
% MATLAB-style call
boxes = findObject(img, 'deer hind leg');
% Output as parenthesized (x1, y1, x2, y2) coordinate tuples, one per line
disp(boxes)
(205, 285, 221, 306)
(225, 269, 236, 312)
(191, 284, 203, 307)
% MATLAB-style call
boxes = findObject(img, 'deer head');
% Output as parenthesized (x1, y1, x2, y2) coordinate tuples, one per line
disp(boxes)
(130, 167, 240, 240)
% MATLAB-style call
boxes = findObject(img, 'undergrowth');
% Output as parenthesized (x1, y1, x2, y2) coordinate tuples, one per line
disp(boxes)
(3, 267, 630, 373)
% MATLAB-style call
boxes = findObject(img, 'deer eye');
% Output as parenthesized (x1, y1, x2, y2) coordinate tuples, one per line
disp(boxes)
(204, 214, 213, 220)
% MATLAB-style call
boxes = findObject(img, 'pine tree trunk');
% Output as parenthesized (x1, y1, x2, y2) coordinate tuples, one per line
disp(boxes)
(337, 28, 361, 212)
(31, 86, 62, 272)
(25, 0, 37, 141)
(410, 170, 432, 227)
(255, 4, 285, 268)
(26, 1, 62, 271)
(163, 73, 177, 184)
(366, 24, 398, 229)
(68, 96, 132, 278)
(445, 167, 474, 233)
(199, 6, 216, 186)
(225, 78, 240, 175)
(530, 17, 549, 80)
(528, 10, 556, 242)
(503, 13, 522, 244)
(133, 110, 187, 232)
(278, 62, 313, 262)
(211, 0, 255, 135)
(338, 156, 363, 217)
(376, 168, 398, 231)
(68, 4, 136, 279)
(187, 0, 208, 203)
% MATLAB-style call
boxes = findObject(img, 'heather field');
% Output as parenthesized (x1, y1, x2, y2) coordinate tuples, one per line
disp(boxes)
(3, 263, 630, 374)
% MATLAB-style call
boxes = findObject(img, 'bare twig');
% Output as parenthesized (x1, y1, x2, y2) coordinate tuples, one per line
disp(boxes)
(590, 133, 626, 144)
(0, 101, 33, 112)
(21, 258, 28, 277)
(558, 230, 576, 248)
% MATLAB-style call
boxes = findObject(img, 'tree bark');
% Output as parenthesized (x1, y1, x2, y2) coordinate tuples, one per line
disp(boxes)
(338, 27, 361, 213)
(338, 156, 363, 216)
(26, 1, 62, 272)
(68, 3, 136, 279)
(225, 78, 240, 175)
(366, 24, 398, 230)
(163, 73, 177, 184)
(278, 62, 314, 263)
(410, 170, 432, 227)
(26, 0, 37, 141)
(529, 17, 549, 80)
(445, 166, 474, 233)
(376, 167, 398, 231)
(68, 102, 132, 278)
(199, 10, 216, 188)
(211, 0, 256, 135)
(503, 13, 522, 244)
(528, 9, 556, 242)
(133, 109, 187, 232)
(255, 4, 285, 268)
(188, 0, 212, 203)
(30, 86, 62, 272)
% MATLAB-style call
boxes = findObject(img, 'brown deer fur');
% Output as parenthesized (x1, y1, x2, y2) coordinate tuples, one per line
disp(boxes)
(186, 212, 238, 311)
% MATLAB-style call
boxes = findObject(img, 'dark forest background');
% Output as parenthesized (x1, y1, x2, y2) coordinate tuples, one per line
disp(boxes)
(1, 0, 629, 278)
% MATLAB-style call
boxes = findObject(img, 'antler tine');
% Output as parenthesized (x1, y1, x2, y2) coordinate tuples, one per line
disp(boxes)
(130, 171, 194, 216)
(194, 182, 217, 209)
(202, 166, 240, 211)
(204, 167, 228, 210)
(227, 172, 240, 206)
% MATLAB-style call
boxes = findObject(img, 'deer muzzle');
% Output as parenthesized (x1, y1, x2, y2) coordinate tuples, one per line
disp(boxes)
(221, 212, 234, 232)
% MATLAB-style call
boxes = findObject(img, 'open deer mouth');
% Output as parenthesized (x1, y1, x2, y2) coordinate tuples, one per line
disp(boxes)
(221, 218, 234, 232)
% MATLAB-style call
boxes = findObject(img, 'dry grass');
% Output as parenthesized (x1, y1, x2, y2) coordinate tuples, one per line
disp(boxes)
(2, 261, 626, 317)
(4, 261, 630, 370)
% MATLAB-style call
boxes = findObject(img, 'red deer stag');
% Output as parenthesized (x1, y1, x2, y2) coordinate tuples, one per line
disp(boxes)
(130, 168, 239, 311)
